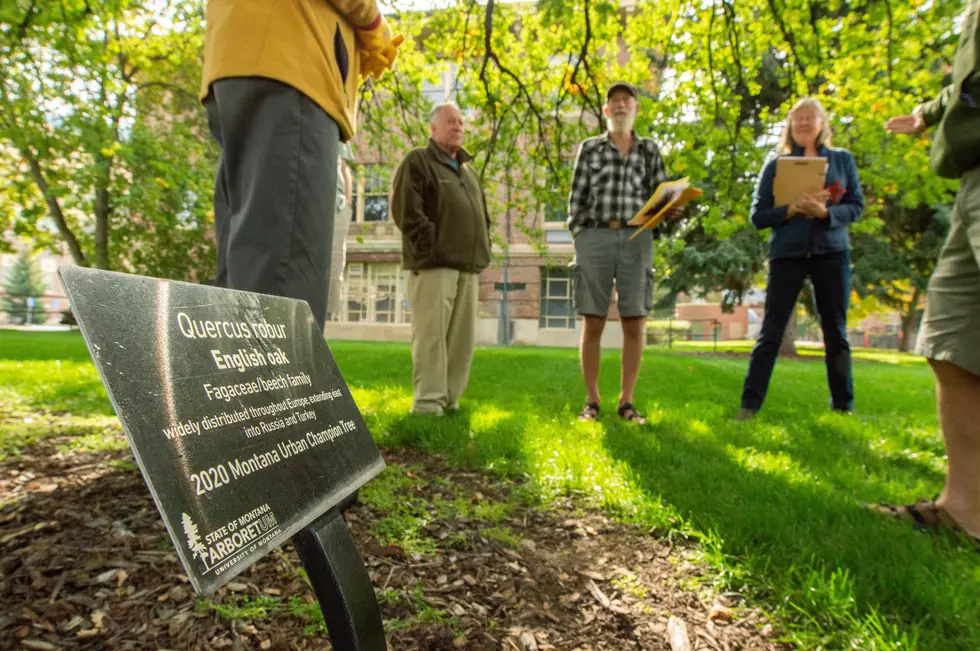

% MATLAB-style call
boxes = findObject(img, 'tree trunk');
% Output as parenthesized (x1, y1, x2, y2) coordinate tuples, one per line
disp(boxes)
(92, 96, 118, 270)
(898, 287, 922, 353)
(94, 166, 111, 270)
(26, 155, 89, 267)
(779, 306, 797, 357)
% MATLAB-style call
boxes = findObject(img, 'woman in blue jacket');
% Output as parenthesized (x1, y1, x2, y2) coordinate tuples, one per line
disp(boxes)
(739, 98, 865, 419)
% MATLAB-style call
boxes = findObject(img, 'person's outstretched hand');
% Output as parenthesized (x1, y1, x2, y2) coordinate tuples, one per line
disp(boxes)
(357, 16, 405, 80)
(885, 112, 926, 137)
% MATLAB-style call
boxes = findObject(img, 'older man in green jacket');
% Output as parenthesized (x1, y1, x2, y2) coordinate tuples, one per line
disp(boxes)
(391, 103, 492, 415)
(874, 0, 980, 546)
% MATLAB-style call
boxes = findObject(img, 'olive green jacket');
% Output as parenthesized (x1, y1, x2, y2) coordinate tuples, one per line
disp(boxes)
(918, 0, 980, 178)
(391, 140, 492, 273)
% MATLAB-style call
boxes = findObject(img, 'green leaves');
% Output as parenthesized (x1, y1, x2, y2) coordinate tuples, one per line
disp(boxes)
(362, 0, 963, 315)
(0, 0, 966, 299)
(0, 0, 214, 279)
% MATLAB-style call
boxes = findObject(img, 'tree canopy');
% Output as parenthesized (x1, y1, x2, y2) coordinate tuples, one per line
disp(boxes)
(0, 0, 967, 318)
(1, 0, 216, 282)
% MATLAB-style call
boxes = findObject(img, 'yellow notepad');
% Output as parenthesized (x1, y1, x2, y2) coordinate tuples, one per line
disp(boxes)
(627, 177, 703, 241)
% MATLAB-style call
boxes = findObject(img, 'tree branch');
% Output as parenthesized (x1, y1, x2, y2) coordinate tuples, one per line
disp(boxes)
(706, 3, 723, 125)
(460, 0, 478, 69)
(765, 0, 816, 94)
(557, 0, 602, 121)
(882, 0, 894, 91)
(722, 1, 744, 194)
(478, 0, 561, 183)
(24, 153, 88, 266)
(18, 0, 40, 38)
(806, 0, 822, 66)
(389, 68, 419, 144)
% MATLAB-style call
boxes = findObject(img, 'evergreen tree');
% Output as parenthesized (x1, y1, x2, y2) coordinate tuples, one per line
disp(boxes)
(2, 251, 47, 325)
(181, 512, 208, 562)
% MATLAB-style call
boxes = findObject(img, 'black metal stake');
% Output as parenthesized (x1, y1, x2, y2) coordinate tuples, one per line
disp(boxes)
(292, 507, 387, 650)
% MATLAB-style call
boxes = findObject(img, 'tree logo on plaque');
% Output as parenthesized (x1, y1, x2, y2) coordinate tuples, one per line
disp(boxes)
(181, 512, 208, 563)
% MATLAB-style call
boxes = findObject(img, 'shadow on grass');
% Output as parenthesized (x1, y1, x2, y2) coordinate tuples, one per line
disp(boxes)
(6, 335, 971, 647)
(600, 415, 978, 650)
(732, 412, 946, 488)
(661, 343, 927, 367)
(371, 405, 531, 478)
(336, 342, 971, 648)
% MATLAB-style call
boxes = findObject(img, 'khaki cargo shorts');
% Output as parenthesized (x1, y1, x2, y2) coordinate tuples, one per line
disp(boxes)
(915, 166, 980, 378)
(570, 225, 654, 318)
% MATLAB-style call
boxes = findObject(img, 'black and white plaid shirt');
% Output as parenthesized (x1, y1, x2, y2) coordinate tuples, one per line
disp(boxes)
(566, 132, 668, 234)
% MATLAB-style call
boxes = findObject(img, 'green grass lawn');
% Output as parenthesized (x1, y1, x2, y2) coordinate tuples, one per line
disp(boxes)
(1, 329, 976, 650)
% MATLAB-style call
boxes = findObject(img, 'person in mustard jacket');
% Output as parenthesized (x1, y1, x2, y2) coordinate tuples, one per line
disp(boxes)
(201, 0, 403, 329)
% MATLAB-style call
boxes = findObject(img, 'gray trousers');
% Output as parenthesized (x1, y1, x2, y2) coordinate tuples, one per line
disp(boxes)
(570, 226, 654, 318)
(205, 77, 339, 329)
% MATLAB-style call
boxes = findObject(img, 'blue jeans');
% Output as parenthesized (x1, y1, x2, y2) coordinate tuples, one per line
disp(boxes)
(741, 251, 854, 412)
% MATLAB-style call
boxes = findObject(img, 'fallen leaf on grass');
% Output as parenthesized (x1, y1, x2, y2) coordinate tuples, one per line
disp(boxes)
(708, 603, 733, 623)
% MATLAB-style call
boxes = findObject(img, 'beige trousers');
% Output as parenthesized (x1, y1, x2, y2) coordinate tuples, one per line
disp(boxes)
(407, 268, 480, 414)
(326, 203, 352, 317)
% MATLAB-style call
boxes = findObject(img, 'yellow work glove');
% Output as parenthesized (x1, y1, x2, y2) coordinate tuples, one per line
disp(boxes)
(356, 15, 404, 80)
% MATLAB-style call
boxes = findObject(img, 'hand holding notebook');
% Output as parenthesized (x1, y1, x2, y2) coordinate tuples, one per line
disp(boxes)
(626, 177, 703, 241)
(772, 156, 827, 206)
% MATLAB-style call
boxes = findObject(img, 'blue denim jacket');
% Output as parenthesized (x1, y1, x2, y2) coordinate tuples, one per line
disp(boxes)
(750, 145, 865, 260)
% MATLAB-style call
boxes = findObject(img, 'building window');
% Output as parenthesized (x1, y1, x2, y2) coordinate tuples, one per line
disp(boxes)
(539, 267, 575, 329)
(344, 263, 368, 322)
(545, 230, 573, 244)
(544, 202, 567, 223)
(422, 64, 458, 105)
(335, 262, 412, 324)
(354, 165, 391, 223)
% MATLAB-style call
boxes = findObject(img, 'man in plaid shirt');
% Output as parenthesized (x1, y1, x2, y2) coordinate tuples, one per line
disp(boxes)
(567, 81, 681, 424)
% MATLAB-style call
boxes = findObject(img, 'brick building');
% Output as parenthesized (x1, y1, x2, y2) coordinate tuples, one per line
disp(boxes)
(673, 301, 764, 342)
(325, 65, 642, 348)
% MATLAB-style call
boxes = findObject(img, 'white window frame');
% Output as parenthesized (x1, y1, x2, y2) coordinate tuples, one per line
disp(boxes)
(539, 267, 575, 329)
(354, 165, 391, 223)
(336, 262, 412, 325)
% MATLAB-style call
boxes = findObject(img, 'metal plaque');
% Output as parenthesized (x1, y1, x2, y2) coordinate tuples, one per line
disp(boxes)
(59, 266, 385, 595)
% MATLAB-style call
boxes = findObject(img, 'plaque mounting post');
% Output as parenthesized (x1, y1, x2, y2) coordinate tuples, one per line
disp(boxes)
(292, 507, 387, 650)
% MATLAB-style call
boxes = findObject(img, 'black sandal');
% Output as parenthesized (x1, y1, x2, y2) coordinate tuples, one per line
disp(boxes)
(865, 499, 980, 549)
(617, 402, 647, 425)
(578, 402, 600, 422)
